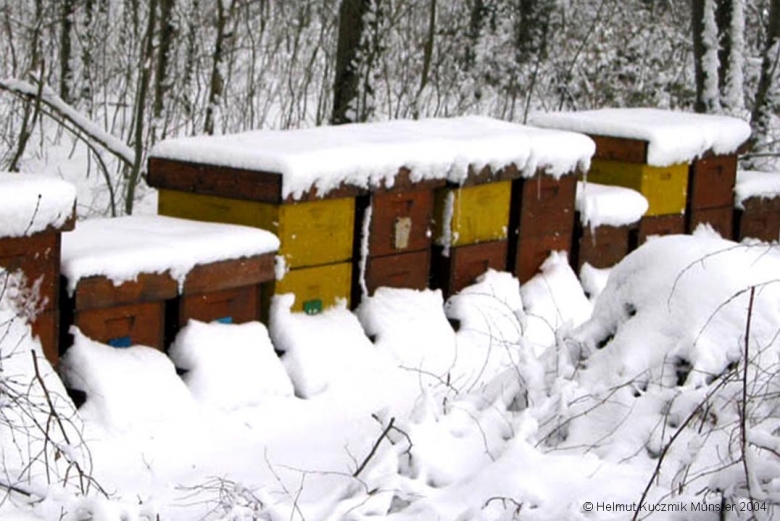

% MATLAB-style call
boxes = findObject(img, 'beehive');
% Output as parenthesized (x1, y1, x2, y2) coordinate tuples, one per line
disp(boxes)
(735, 197, 780, 242)
(530, 108, 751, 245)
(433, 181, 512, 247)
(60, 216, 278, 349)
(431, 241, 508, 296)
(353, 171, 443, 299)
(509, 172, 578, 282)
(272, 261, 353, 314)
(0, 174, 76, 364)
(637, 214, 685, 244)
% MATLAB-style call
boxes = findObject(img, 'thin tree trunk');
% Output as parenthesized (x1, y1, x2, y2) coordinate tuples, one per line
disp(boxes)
(331, 0, 370, 125)
(692, 0, 721, 113)
(59, 0, 75, 104)
(717, 0, 745, 112)
(204, 0, 235, 135)
(152, 0, 176, 142)
(126, 0, 158, 215)
(747, 0, 780, 157)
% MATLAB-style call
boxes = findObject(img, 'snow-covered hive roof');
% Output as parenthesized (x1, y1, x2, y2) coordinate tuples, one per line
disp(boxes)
(61, 215, 280, 293)
(529, 108, 751, 167)
(576, 181, 648, 228)
(734, 170, 780, 209)
(0, 172, 76, 238)
(150, 116, 595, 201)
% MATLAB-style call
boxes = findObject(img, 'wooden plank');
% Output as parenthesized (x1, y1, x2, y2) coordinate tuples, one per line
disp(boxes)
(432, 240, 508, 297)
(148, 157, 366, 203)
(686, 205, 734, 239)
(588, 160, 689, 216)
(0, 232, 60, 311)
(148, 157, 284, 203)
(589, 135, 648, 163)
(363, 249, 430, 296)
(637, 214, 685, 244)
(74, 301, 165, 350)
(369, 189, 434, 257)
(182, 253, 275, 294)
(179, 285, 260, 326)
(30, 310, 58, 365)
(515, 173, 577, 238)
(433, 181, 512, 247)
(73, 272, 178, 311)
(688, 154, 737, 210)
(513, 232, 570, 283)
(370, 167, 446, 193)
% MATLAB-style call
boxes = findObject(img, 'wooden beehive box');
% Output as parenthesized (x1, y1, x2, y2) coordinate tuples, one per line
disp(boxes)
(0, 174, 76, 365)
(733, 170, 780, 243)
(352, 170, 444, 300)
(432, 240, 508, 296)
(530, 109, 751, 238)
(637, 214, 686, 245)
(508, 171, 579, 282)
(60, 216, 279, 350)
(571, 182, 648, 271)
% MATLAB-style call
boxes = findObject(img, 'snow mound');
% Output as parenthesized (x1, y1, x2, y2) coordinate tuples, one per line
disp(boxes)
(521, 252, 593, 354)
(270, 294, 388, 399)
(576, 181, 648, 228)
(59, 329, 196, 430)
(152, 116, 595, 200)
(734, 170, 780, 209)
(356, 287, 459, 380)
(575, 235, 780, 388)
(530, 108, 750, 167)
(168, 320, 294, 409)
(0, 172, 76, 238)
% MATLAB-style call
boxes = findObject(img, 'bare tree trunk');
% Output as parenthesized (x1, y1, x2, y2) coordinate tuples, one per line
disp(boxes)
(331, 0, 370, 125)
(152, 0, 176, 143)
(747, 0, 780, 159)
(59, 0, 75, 104)
(126, 0, 158, 215)
(204, 0, 235, 135)
(692, 0, 722, 113)
(717, 0, 745, 112)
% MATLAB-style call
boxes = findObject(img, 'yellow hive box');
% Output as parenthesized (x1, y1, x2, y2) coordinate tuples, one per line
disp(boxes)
(273, 261, 352, 314)
(434, 181, 512, 247)
(158, 190, 355, 268)
(587, 160, 688, 216)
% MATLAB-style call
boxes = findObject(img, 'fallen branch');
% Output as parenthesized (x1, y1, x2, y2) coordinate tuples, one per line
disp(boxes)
(354, 417, 395, 478)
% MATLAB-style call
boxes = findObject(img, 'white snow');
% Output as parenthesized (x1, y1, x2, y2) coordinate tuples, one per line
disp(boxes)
(60, 215, 280, 293)
(151, 116, 595, 200)
(734, 169, 780, 208)
(0, 172, 76, 238)
(168, 320, 294, 409)
(530, 108, 751, 167)
(576, 181, 648, 228)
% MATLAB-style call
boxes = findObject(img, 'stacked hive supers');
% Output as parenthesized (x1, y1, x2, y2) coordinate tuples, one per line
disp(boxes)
(530, 109, 751, 244)
(148, 117, 595, 308)
(59, 216, 279, 350)
(0, 173, 76, 364)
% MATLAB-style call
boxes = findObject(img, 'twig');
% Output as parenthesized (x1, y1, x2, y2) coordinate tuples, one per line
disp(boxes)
(353, 417, 395, 478)
(740, 286, 756, 499)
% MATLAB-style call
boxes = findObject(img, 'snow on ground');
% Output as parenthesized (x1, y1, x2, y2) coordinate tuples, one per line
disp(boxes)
(576, 181, 648, 228)
(151, 117, 595, 200)
(4, 233, 780, 520)
(60, 215, 280, 293)
(734, 170, 780, 209)
(0, 172, 76, 237)
(530, 108, 751, 167)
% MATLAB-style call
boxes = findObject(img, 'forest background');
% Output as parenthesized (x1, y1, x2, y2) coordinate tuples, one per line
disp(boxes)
(0, 0, 777, 216)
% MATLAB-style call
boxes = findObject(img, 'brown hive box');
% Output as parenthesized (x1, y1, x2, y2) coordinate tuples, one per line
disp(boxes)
(0, 173, 76, 365)
(431, 240, 508, 297)
(507, 171, 578, 282)
(735, 197, 780, 242)
(353, 170, 443, 300)
(574, 220, 635, 271)
(637, 214, 685, 245)
(686, 206, 735, 239)
(688, 154, 738, 210)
